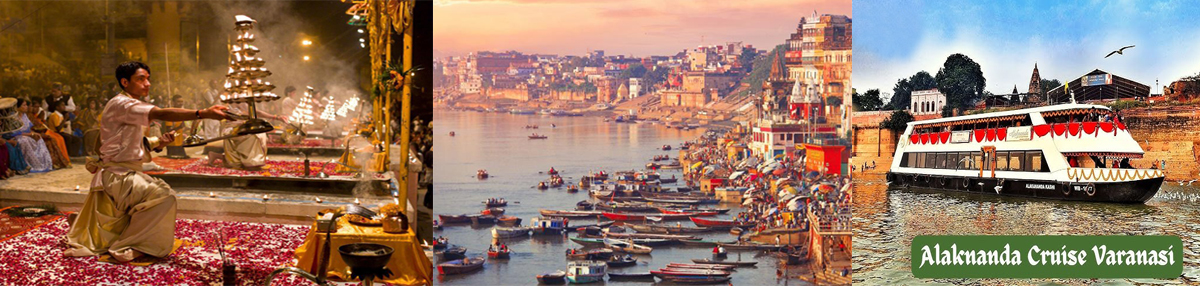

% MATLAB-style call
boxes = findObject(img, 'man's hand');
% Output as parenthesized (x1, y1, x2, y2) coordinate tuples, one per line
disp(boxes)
(159, 131, 176, 148)
(200, 105, 234, 121)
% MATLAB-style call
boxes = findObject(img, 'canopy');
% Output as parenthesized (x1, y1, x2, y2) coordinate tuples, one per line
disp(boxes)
(690, 162, 704, 170)
(729, 171, 746, 181)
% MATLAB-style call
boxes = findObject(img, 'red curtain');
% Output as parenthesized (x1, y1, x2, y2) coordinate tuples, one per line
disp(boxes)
(995, 128, 1007, 140)
(1033, 124, 1051, 137)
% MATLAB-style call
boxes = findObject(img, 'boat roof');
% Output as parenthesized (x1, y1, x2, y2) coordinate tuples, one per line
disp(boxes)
(908, 103, 1111, 126)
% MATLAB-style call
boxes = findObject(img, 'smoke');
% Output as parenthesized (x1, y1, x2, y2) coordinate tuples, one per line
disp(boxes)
(204, 1, 366, 122)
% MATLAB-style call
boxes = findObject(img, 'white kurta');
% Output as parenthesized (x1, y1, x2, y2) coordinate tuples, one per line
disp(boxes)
(65, 92, 177, 261)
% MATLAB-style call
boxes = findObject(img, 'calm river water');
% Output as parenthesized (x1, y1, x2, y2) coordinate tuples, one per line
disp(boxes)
(854, 173, 1200, 285)
(433, 110, 815, 285)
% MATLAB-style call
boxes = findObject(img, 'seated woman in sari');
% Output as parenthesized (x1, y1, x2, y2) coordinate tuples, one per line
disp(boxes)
(27, 97, 70, 169)
(3, 136, 27, 176)
(5, 99, 53, 173)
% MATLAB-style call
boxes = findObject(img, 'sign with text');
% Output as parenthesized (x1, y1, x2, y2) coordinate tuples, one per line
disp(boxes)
(1083, 74, 1112, 87)
(911, 235, 1182, 278)
(1007, 126, 1032, 141)
(951, 131, 972, 143)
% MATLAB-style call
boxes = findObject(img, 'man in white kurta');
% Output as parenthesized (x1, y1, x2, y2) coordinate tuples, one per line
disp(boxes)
(65, 61, 232, 263)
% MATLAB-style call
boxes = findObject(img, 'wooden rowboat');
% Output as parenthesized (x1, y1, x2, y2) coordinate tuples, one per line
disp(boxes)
(689, 217, 755, 228)
(539, 209, 599, 218)
(690, 258, 758, 267)
(437, 257, 485, 275)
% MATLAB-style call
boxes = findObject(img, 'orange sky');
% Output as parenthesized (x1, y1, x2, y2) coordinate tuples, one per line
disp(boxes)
(434, 0, 851, 58)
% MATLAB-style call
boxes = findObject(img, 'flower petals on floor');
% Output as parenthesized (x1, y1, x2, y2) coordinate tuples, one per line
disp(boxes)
(0, 217, 319, 285)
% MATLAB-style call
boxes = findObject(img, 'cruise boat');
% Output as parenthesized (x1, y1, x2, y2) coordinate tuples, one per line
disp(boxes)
(886, 104, 1163, 203)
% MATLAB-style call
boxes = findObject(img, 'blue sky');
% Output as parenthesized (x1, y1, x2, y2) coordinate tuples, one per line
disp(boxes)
(854, 0, 1200, 96)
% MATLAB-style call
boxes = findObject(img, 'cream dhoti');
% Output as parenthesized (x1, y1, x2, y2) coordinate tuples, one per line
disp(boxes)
(65, 160, 177, 261)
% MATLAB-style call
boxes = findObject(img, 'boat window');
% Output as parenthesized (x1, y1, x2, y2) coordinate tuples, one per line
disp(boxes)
(925, 152, 935, 169)
(1007, 151, 1023, 172)
(972, 152, 983, 171)
(916, 153, 926, 168)
(1027, 151, 1046, 172)
(932, 153, 944, 169)
(995, 152, 1009, 170)
(957, 152, 969, 170)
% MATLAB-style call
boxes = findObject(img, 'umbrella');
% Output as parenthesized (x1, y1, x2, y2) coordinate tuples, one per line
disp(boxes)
(772, 169, 785, 176)
(787, 198, 802, 211)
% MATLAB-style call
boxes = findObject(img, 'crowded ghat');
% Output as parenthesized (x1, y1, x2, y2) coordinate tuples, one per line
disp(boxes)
(680, 125, 853, 281)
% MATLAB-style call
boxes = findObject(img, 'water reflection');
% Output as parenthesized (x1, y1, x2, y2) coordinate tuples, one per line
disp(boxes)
(853, 175, 1199, 284)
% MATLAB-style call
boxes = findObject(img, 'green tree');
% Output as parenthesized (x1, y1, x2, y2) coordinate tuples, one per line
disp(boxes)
(880, 110, 915, 134)
(889, 71, 937, 110)
(853, 89, 884, 111)
(1039, 78, 1062, 99)
(825, 96, 843, 107)
(618, 64, 647, 81)
(935, 54, 986, 110)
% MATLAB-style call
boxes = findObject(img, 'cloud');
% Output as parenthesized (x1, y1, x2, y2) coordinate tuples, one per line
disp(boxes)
(854, 0, 1200, 94)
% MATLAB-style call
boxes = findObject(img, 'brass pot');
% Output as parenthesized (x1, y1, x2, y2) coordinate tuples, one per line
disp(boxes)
(381, 213, 408, 234)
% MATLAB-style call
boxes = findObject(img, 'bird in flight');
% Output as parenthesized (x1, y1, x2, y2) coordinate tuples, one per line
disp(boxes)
(1105, 45, 1135, 58)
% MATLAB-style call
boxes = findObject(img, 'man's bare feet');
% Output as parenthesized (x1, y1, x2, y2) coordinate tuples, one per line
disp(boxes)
(206, 152, 224, 167)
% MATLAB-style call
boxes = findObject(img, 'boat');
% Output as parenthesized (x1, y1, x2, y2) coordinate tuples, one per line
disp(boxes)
(677, 239, 731, 247)
(525, 125, 539, 129)
(690, 258, 758, 267)
(432, 237, 448, 250)
(492, 226, 532, 238)
(438, 214, 473, 224)
(565, 248, 614, 260)
(658, 207, 730, 215)
(650, 268, 730, 277)
(643, 197, 703, 204)
(487, 247, 511, 259)
(607, 272, 654, 281)
(662, 145, 672, 151)
(531, 217, 569, 235)
(529, 133, 548, 139)
(481, 207, 505, 216)
(437, 257, 485, 275)
(593, 202, 656, 213)
(659, 177, 678, 184)
(566, 261, 607, 284)
(537, 182, 549, 190)
(569, 237, 607, 246)
(497, 215, 522, 227)
(645, 162, 660, 169)
(575, 201, 593, 211)
(539, 209, 600, 218)
(470, 214, 497, 225)
(717, 242, 784, 251)
(626, 223, 711, 234)
(605, 238, 653, 254)
(598, 231, 696, 241)
(483, 198, 508, 207)
(886, 103, 1164, 203)
(729, 227, 743, 236)
(548, 167, 559, 175)
(449, 131, 455, 136)
(662, 276, 732, 284)
(477, 169, 489, 179)
(437, 246, 467, 260)
(690, 217, 754, 228)
(665, 263, 736, 271)
(601, 212, 692, 221)
(537, 270, 567, 284)
(606, 254, 638, 267)
(433, 219, 443, 230)
(657, 209, 718, 216)
(567, 185, 579, 193)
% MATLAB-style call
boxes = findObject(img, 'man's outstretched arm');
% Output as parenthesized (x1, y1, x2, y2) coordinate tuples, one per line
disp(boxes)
(148, 105, 234, 122)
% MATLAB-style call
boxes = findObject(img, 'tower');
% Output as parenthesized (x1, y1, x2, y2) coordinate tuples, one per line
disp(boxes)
(1027, 63, 1042, 103)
